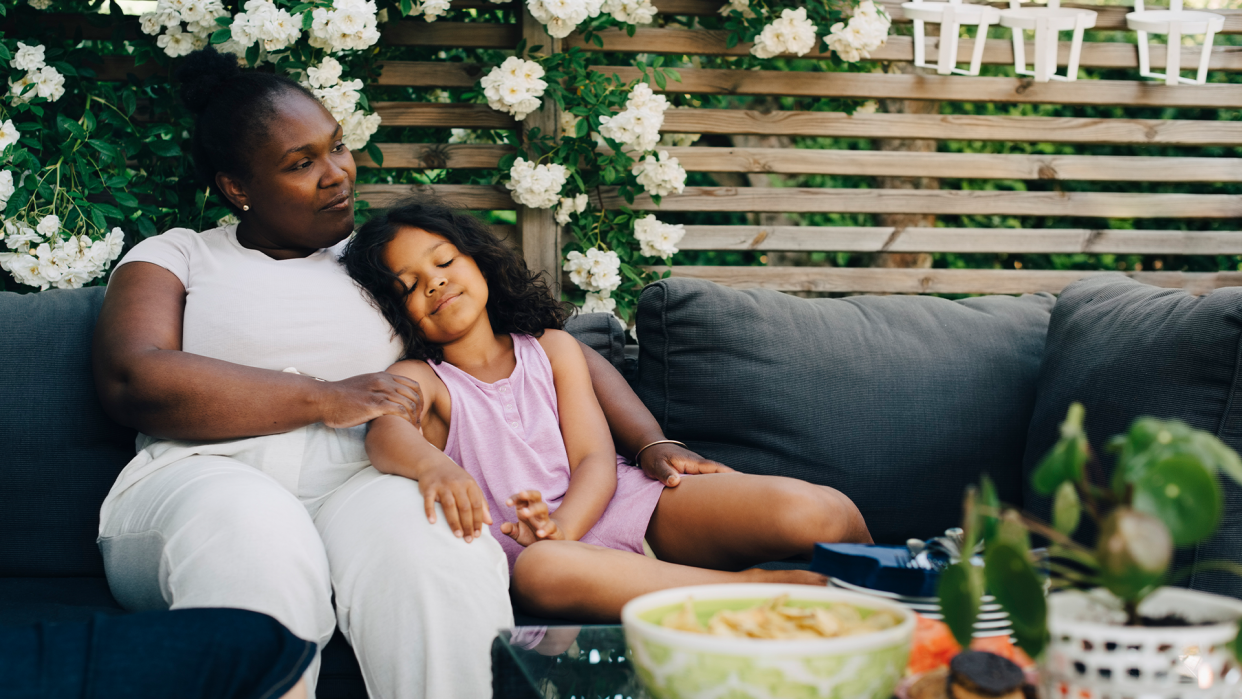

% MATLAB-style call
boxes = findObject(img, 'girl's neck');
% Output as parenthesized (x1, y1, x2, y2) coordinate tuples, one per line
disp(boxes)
(441, 328, 517, 384)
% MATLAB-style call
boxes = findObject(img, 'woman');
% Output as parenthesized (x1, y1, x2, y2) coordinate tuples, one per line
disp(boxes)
(92, 48, 731, 699)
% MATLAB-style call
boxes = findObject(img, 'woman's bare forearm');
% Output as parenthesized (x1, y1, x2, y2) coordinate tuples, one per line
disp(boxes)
(96, 347, 331, 440)
(578, 343, 665, 461)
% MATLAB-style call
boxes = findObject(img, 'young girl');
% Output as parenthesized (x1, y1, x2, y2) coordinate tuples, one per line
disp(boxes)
(342, 201, 872, 622)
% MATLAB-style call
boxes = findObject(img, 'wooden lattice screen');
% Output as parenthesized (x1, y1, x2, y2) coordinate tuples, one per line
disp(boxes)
(84, 1, 1242, 295)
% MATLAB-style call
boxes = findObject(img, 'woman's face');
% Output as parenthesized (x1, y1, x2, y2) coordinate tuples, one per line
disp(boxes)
(219, 90, 357, 256)
(382, 226, 491, 346)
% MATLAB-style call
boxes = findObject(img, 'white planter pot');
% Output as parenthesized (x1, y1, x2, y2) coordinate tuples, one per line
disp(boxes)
(1045, 587, 1242, 699)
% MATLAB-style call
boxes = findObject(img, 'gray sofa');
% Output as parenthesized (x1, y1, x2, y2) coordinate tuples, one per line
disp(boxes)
(3, 274, 1241, 697)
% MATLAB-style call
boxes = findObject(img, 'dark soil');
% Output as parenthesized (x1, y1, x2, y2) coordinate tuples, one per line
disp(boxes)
(1135, 614, 1216, 627)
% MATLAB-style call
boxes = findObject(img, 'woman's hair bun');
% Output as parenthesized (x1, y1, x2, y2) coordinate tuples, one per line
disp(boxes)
(176, 47, 243, 115)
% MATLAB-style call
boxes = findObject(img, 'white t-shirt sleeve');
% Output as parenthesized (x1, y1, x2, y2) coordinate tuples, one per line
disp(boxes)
(113, 227, 199, 287)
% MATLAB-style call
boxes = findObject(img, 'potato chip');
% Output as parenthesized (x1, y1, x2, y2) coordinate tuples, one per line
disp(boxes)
(660, 595, 901, 640)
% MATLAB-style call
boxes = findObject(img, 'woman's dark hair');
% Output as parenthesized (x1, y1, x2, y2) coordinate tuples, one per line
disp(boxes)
(342, 199, 571, 363)
(176, 47, 317, 214)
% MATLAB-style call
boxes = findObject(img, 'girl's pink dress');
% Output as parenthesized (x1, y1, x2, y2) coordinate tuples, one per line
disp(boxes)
(432, 333, 667, 572)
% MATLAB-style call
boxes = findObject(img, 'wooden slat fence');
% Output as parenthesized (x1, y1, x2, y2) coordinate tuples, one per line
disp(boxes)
(85, 0, 1242, 295)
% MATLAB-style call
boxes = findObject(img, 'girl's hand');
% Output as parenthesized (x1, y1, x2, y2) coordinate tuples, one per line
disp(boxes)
(501, 491, 565, 547)
(640, 442, 733, 487)
(420, 461, 491, 543)
(316, 372, 424, 429)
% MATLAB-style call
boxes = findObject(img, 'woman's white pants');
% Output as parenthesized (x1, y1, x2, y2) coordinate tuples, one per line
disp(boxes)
(98, 455, 513, 699)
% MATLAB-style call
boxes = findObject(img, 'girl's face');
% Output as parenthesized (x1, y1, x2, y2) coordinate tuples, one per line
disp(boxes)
(382, 226, 491, 345)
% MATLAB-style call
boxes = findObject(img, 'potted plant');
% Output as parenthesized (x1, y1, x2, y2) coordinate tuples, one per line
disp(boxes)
(939, 402, 1242, 698)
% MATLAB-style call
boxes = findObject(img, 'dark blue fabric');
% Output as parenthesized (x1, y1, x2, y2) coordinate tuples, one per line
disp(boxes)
(0, 577, 124, 625)
(0, 288, 138, 577)
(1022, 275, 1242, 598)
(811, 544, 939, 597)
(564, 311, 626, 372)
(633, 278, 1055, 546)
(0, 608, 314, 699)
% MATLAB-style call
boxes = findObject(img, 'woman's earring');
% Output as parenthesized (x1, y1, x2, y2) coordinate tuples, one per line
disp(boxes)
(243, 205, 249, 211)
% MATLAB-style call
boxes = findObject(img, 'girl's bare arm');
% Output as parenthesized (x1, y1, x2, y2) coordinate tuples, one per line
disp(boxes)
(365, 361, 491, 542)
(538, 329, 619, 541)
(93, 262, 423, 440)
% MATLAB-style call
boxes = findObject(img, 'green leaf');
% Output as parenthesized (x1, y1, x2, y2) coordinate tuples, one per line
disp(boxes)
(984, 542, 1047, 658)
(211, 28, 233, 44)
(50, 62, 77, 77)
(149, 140, 181, 158)
(94, 202, 125, 219)
(82, 110, 96, 134)
(978, 474, 1000, 544)
(1097, 508, 1171, 602)
(57, 115, 86, 140)
(0, 44, 12, 62)
(215, 15, 234, 25)
(400, 0, 413, 14)
(1132, 455, 1221, 546)
(121, 91, 137, 117)
(726, 32, 739, 49)
(302, 11, 315, 28)
(88, 140, 121, 161)
(290, 2, 315, 11)
(653, 70, 666, 90)
(104, 174, 130, 188)
(113, 191, 140, 208)
(1032, 403, 1089, 496)
(246, 44, 261, 67)
(90, 207, 107, 233)
(137, 217, 156, 238)
(938, 562, 981, 650)
(364, 142, 384, 167)
(1052, 480, 1082, 536)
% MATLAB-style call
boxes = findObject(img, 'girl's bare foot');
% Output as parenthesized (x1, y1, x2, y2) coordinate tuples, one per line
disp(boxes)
(740, 568, 828, 585)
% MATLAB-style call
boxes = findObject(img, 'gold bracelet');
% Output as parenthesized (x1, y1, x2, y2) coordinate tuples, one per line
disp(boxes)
(634, 439, 687, 465)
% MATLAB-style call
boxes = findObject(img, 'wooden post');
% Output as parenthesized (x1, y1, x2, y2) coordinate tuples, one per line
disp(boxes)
(873, 62, 939, 270)
(518, 9, 563, 298)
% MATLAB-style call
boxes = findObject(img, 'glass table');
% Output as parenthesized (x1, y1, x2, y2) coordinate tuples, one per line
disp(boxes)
(492, 625, 652, 699)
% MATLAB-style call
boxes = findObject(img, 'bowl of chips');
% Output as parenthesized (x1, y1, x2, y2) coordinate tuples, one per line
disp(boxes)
(622, 583, 915, 699)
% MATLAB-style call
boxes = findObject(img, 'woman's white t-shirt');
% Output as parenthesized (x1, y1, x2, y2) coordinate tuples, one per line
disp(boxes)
(115, 224, 403, 380)
(99, 224, 405, 518)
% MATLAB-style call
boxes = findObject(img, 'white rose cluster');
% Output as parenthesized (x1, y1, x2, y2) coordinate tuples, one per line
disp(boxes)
(633, 150, 686, 198)
(230, 0, 303, 54)
(718, 0, 756, 18)
(309, 0, 383, 52)
(826, 0, 890, 62)
(528, 0, 605, 39)
(603, 0, 657, 25)
(27, 0, 51, 8)
(555, 193, 589, 225)
(751, 7, 818, 58)
(563, 247, 621, 293)
(506, 157, 568, 209)
(302, 57, 382, 150)
(140, 0, 231, 58)
(598, 82, 668, 154)
(8, 43, 64, 105)
(580, 291, 617, 316)
(0, 221, 125, 290)
(633, 214, 685, 258)
(480, 57, 547, 121)
(405, 0, 452, 21)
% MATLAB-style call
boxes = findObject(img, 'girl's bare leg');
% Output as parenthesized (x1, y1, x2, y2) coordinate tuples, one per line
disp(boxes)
(646, 473, 872, 571)
(511, 540, 826, 622)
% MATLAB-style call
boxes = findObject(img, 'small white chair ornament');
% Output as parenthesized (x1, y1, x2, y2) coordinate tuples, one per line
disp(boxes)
(901, 0, 1003, 76)
(998, 0, 1098, 82)
(1126, 0, 1225, 85)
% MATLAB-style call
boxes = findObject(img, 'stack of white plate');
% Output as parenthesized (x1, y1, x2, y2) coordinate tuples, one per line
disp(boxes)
(828, 576, 1013, 639)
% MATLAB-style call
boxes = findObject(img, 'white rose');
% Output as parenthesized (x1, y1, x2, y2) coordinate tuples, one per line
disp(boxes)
(719, 0, 755, 18)
(341, 110, 382, 150)
(36, 214, 60, 237)
(752, 7, 818, 58)
(554, 193, 589, 225)
(563, 248, 621, 292)
(0, 171, 15, 208)
(0, 120, 20, 151)
(633, 150, 687, 198)
(306, 56, 343, 89)
(28, 0, 52, 9)
(604, 0, 656, 24)
(632, 214, 684, 258)
(12, 43, 46, 72)
(580, 291, 617, 315)
(505, 157, 568, 209)
(157, 25, 197, 58)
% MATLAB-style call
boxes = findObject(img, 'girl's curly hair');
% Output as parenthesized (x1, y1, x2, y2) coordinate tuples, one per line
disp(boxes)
(342, 199, 570, 363)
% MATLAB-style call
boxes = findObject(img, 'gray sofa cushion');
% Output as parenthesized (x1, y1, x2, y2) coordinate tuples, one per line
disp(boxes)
(0, 288, 137, 577)
(564, 311, 625, 372)
(1022, 275, 1242, 598)
(633, 278, 1055, 546)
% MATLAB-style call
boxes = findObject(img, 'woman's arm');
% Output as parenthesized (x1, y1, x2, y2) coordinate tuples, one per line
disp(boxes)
(365, 361, 491, 542)
(93, 262, 423, 440)
(538, 330, 620, 542)
(578, 341, 733, 486)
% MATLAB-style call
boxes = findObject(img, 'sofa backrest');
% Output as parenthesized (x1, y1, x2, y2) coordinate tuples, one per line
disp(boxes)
(0, 287, 138, 577)
(633, 278, 1055, 546)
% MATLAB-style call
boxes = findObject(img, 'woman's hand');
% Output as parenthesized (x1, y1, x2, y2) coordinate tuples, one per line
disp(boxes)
(419, 461, 491, 543)
(501, 491, 565, 547)
(317, 373, 424, 429)
(640, 443, 734, 487)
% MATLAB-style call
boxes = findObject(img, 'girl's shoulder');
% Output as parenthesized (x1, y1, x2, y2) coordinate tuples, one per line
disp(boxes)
(385, 359, 449, 407)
